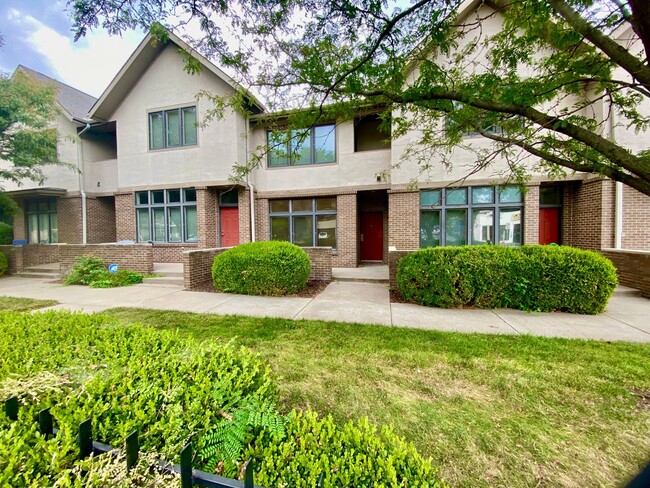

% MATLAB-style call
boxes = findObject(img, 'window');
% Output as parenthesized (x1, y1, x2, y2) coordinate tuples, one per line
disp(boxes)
(267, 125, 336, 167)
(149, 106, 197, 149)
(269, 197, 337, 248)
(354, 114, 391, 152)
(420, 186, 523, 247)
(26, 198, 57, 244)
(135, 188, 197, 243)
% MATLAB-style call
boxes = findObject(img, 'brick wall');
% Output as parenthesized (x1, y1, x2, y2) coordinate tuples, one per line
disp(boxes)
(197, 188, 218, 248)
(334, 193, 357, 267)
(152, 244, 199, 263)
(0, 246, 21, 273)
(601, 249, 650, 297)
(59, 244, 153, 275)
(183, 248, 228, 290)
(563, 179, 614, 250)
(87, 196, 116, 243)
(11, 205, 26, 241)
(523, 185, 539, 244)
(303, 247, 333, 281)
(238, 188, 251, 244)
(622, 186, 650, 250)
(115, 193, 136, 241)
(23, 244, 61, 267)
(58, 196, 83, 244)
(255, 198, 270, 244)
(388, 191, 419, 250)
(388, 250, 414, 288)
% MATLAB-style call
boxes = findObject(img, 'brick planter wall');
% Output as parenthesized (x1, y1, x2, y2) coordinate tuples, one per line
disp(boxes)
(388, 250, 415, 288)
(59, 244, 154, 275)
(601, 249, 650, 298)
(152, 244, 199, 263)
(183, 248, 228, 291)
(303, 247, 333, 282)
(0, 245, 61, 273)
(0, 246, 21, 273)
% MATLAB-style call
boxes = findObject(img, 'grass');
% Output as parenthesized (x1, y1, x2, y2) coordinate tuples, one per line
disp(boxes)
(0, 296, 57, 311)
(106, 307, 650, 488)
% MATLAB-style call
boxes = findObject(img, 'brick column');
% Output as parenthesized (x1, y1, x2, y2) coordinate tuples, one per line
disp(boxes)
(255, 198, 269, 242)
(197, 188, 218, 248)
(334, 193, 357, 267)
(238, 188, 251, 244)
(58, 195, 83, 244)
(12, 204, 26, 241)
(523, 184, 539, 245)
(86, 196, 116, 243)
(388, 191, 419, 250)
(115, 192, 136, 241)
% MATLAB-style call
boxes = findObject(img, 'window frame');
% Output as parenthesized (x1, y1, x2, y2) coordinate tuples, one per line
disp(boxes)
(25, 197, 58, 244)
(268, 197, 337, 248)
(135, 188, 198, 243)
(148, 106, 197, 150)
(420, 186, 523, 247)
(266, 124, 337, 167)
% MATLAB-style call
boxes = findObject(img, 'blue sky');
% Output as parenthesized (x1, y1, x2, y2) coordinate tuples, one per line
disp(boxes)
(0, 0, 143, 97)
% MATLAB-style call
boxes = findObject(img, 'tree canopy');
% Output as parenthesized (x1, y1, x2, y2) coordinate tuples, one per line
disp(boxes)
(0, 69, 61, 188)
(71, 0, 650, 195)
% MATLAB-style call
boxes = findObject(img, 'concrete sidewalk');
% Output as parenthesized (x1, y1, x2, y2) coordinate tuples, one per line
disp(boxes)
(0, 276, 648, 342)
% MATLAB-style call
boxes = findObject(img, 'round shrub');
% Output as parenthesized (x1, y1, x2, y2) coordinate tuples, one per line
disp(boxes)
(0, 252, 8, 276)
(397, 245, 618, 314)
(212, 241, 311, 296)
(0, 223, 12, 245)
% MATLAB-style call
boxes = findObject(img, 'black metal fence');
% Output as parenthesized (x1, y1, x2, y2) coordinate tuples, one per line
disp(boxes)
(3, 396, 271, 488)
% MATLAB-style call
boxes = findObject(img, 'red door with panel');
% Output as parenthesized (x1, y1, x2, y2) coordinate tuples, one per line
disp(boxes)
(539, 208, 560, 245)
(220, 207, 240, 247)
(360, 212, 383, 261)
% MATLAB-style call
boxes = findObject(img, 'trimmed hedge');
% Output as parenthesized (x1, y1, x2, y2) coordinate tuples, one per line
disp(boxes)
(0, 223, 12, 245)
(0, 253, 7, 277)
(397, 245, 618, 314)
(212, 241, 311, 296)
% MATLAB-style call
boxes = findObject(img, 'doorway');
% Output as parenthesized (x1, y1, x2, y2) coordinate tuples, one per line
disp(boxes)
(539, 208, 560, 245)
(360, 212, 383, 261)
(219, 190, 239, 247)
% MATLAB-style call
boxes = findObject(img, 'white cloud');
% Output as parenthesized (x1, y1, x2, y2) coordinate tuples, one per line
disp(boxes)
(7, 8, 142, 97)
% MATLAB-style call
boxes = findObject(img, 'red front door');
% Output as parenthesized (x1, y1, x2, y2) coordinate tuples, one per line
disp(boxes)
(539, 208, 560, 245)
(220, 207, 240, 247)
(360, 212, 383, 261)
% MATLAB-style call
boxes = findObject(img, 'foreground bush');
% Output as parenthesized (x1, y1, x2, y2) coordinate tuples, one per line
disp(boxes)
(0, 223, 12, 245)
(64, 255, 143, 287)
(212, 241, 310, 296)
(0, 252, 7, 277)
(397, 245, 618, 314)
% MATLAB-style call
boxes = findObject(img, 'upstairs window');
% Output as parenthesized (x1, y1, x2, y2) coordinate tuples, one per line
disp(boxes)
(149, 106, 197, 150)
(267, 124, 336, 167)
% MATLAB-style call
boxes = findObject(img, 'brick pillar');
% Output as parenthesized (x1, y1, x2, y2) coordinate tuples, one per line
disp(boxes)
(12, 204, 26, 241)
(115, 192, 136, 241)
(334, 193, 357, 267)
(600, 179, 615, 249)
(58, 195, 83, 244)
(388, 191, 419, 250)
(86, 196, 116, 243)
(238, 188, 251, 244)
(256, 198, 269, 242)
(523, 184, 539, 245)
(622, 185, 650, 250)
(197, 188, 218, 248)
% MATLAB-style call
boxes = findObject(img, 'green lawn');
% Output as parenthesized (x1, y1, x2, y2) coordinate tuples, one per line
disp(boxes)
(107, 308, 650, 488)
(0, 296, 57, 311)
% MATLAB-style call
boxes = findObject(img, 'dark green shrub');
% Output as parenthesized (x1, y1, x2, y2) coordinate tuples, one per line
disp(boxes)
(212, 241, 311, 296)
(0, 253, 7, 277)
(250, 410, 445, 488)
(397, 245, 618, 314)
(0, 223, 12, 245)
(64, 255, 143, 288)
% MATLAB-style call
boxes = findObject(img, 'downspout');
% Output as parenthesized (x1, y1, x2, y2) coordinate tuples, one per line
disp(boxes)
(77, 123, 91, 245)
(610, 108, 623, 249)
(245, 118, 256, 242)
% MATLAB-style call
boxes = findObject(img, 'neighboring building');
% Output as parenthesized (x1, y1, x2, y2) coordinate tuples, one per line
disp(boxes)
(3, 3, 649, 265)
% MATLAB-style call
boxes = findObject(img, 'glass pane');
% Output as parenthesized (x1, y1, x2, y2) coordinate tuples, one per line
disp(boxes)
(446, 188, 467, 205)
(291, 130, 311, 165)
(182, 107, 197, 145)
(50, 213, 58, 243)
(185, 207, 198, 242)
(270, 200, 290, 213)
(499, 186, 522, 203)
(167, 190, 181, 203)
(137, 208, 150, 242)
(472, 187, 494, 204)
(149, 112, 164, 149)
(292, 199, 312, 212)
(420, 190, 441, 207)
(136, 191, 148, 205)
(445, 209, 467, 246)
(166, 110, 181, 146)
(314, 125, 336, 163)
(316, 215, 336, 247)
(270, 217, 290, 241)
(316, 197, 336, 211)
(184, 189, 197, 202)
(268, 131, 288, 167)
(420, 211, 440, 248)
(168, 207, 182, 242)
(471, 209, 494, 245)
(540, 186, 561, 205)
(39, 214, 49, 243)
(498, 208, 522, 246)
(27, 201, 38, 213)
(48, 198, 57, 211)
(220, 190, 238, 205)
(152, 190, 164, 204)
(292, 215, 313, 246)
(153, 208, 166, 242)
(28, 214, 38, 244)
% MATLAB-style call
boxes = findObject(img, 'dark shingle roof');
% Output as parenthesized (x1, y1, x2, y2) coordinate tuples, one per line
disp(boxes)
(15, 65, 97, 120)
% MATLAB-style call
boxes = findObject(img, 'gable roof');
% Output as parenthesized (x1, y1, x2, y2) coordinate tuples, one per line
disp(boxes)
(14, 65, 97, 121)
(89, 30, 266, 121)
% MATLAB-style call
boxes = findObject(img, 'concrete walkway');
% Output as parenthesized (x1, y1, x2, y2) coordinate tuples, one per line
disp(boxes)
(0, 276, 649, 342)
